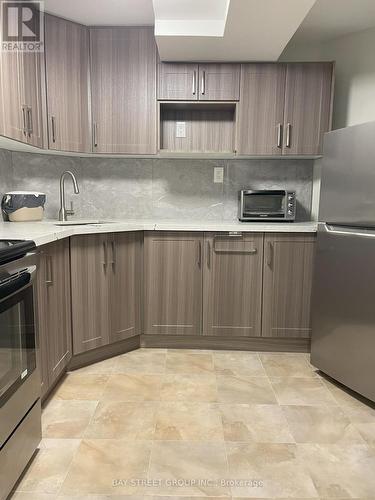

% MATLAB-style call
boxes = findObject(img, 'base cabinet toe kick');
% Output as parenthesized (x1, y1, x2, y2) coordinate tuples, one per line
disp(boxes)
(35, 230, 315, 396)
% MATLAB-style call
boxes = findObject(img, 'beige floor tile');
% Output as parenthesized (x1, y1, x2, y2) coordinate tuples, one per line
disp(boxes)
(259, 353, 318, 378)
(343, 404, 375, 448)
(213, 351, 266, 377)
(148, 441, 230, 496)
(57, 496, 147, 499)
(15, 439, 81, 495)
(42, 400, 98, 438)
(10, 494, 56, 499)
(69, 356, 118, 375)
(60, 439, 152, 495)
(160, 374, 218, 402)
(270, 377, 337, 406)
(297, 443, 375, 498)
(84, 401, 157, 439)
(165, 351, 214, 374)
(282, 405, 366, 444)
(219, 403, 294, 443)
(53, 374, 109, 401)
(217, 375, 277, 404)
(114, 349, 167, 374)
(226, 442, 318, 498)
(321, 376, 373, 408)
(101, 374, 162, 402)
(154, 402, 224, 441)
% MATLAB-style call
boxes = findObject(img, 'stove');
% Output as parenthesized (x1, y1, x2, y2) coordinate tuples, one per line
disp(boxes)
(0, 240, 36, 266)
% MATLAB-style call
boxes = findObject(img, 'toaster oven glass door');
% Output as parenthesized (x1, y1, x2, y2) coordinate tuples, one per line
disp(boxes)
(243, 192, 285, 216)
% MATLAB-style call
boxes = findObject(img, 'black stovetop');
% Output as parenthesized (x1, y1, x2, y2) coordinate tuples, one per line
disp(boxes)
(0, 240, 36, 266)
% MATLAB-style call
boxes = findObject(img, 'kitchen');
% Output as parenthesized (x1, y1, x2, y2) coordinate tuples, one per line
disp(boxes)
(0, 0, 375, 498)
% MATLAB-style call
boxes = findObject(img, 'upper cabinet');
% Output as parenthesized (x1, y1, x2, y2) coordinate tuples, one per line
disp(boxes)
(158, 63, 240, 101)
(283, 63, 333, 155)
(90, 27, 157, 154)
(45, 15, 90, 153)
(0, 50, 44, 147)
(237, 62, 333, 155)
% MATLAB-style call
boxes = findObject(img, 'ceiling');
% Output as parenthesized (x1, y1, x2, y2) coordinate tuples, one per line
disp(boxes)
(43, 0, 155, 26)
(43, 0, 375, 61)
(291, 0, 375, 43)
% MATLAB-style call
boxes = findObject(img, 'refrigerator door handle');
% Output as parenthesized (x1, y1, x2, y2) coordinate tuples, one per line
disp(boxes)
(325, 224, 375, 238)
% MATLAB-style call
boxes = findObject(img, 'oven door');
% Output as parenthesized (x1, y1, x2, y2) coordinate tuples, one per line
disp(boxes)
(0, 268, 37, 409)
(242, 190, 287, 219)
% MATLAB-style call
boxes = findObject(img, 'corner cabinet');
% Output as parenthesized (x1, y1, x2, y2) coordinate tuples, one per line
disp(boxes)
(90, 27, 157, 154)
(203, 233, 263, 336)
(262, 233, 316, 338)
(143, 232, 203, 335)
(237, 62, 333, 155)
(45, 14, 90, 153)
(36, 239, 72, 398)
(70, 232, 142, 355)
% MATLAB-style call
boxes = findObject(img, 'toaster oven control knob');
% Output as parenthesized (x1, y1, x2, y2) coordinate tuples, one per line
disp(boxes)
(288, 203, 294, 207)
(288, 209, 293, 215)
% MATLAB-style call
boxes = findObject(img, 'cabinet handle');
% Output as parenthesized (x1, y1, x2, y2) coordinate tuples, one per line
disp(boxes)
(192, 70, 197, 95)
(267, 242, 274, 267)
(21, 105, 27, 136)
(207, 240, 211, 268)
(102, 241, 107, 268)
(93, 122, 98, 147)
(27, 107, 33, 136)
(277, 123, 282, 148)
(45, 255, 53, 285)
(109, 240, 116, 266)
(51, 116, 56, 143)
(285, 123, 291, 148)
(201, 70, 206, 95)
(197, 241, 202, 267)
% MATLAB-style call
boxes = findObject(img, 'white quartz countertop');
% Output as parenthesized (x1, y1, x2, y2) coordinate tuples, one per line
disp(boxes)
(0, 219, 318, 247)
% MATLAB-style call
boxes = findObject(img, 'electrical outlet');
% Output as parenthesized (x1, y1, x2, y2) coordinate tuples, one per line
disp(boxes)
(214, 167, 224, 183)
(176, 121, 186, 138)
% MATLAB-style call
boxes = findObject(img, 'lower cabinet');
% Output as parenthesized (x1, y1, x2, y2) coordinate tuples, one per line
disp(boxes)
(143, 232, 203, 335)
(70, 232, 142, 354)
(36, 239, 72, 398)
(203, 232, 263, 336)
(262, 233, 316, 338)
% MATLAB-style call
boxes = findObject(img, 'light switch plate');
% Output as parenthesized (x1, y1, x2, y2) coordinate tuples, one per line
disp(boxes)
(176, 121, 186, 138)
(214, 167, 224, 183)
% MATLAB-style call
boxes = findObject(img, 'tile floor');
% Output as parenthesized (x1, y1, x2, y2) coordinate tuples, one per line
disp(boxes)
(10, 348, 375, 499)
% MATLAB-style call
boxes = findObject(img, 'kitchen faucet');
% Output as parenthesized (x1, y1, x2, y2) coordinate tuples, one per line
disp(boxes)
(58, 170, 80, 221)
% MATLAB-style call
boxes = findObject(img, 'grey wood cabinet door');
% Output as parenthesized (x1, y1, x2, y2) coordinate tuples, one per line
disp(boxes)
(109, 232, 142, 343)
(90, 27, 157, 154)
(262, 233, 316, 338)
(45, 14, 90, 153)
(237, 64, 286, 155)
(70, 234, 110, 354)
(144, 231, 203, 335)
(203, 233, 263, 337)
(158, 63, 199, 100)
(198, 64, 240, 101)
(36, 240, 72, 397)
(22, 51, 44, 148)
(283, 63, 333, 155)
(0, 51, 27, 142)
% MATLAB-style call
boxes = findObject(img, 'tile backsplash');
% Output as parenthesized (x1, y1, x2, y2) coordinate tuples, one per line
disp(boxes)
(0, 150, 314, 221)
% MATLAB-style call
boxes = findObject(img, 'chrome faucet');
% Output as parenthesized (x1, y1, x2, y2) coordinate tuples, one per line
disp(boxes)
(58, 170, 80, 221)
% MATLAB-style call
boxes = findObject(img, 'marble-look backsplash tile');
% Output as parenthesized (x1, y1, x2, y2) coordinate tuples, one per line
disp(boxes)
(0, 149, 314, 221)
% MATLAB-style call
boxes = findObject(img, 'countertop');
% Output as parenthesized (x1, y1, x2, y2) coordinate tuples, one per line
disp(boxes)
(0, 219, 318, 247)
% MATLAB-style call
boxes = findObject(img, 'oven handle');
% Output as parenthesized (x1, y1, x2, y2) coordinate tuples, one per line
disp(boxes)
(0, 266, 37, 303)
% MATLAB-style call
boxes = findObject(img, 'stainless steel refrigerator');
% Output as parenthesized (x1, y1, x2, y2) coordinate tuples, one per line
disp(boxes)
(311, 120, 375, 402)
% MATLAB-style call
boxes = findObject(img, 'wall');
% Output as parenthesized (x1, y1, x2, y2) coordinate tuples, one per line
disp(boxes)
(281, 26, 375, 130)
(0, 149, 314, 221)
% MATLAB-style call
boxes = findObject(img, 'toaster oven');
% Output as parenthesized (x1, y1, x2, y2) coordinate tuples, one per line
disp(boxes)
(239, 190, 296, 221)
